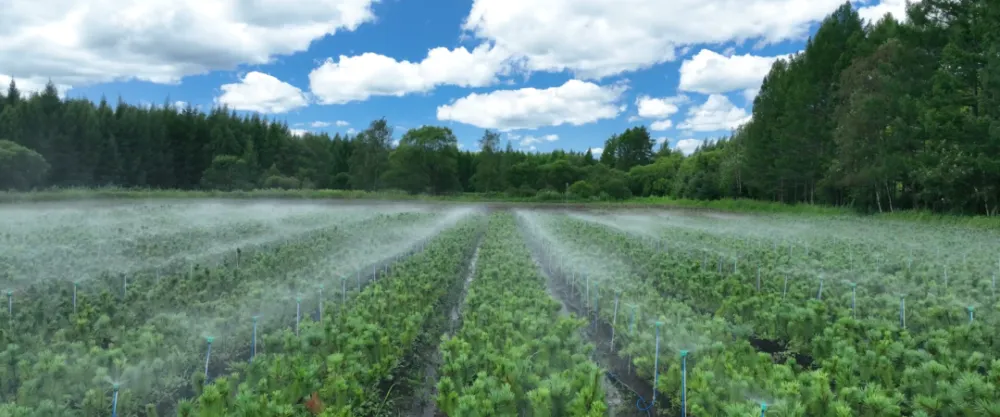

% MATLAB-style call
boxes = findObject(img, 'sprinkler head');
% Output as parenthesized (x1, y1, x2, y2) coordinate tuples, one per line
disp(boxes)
(761, 402, 767, 411)
(680, 350, 689, 357)
(5, 291, 10, 296)
(206, 336, 214, 344)
(252, 315, 259, 322)
(113, 383, 120, 391)
(968, 306, 975, 312)
(296, 296, 302, 303)
(850, 282, 856, 288)
(655, 321, 664, 327)
(319, 284, 324, 290)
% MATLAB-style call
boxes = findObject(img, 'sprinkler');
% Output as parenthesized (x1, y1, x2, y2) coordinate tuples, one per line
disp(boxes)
(637, 321, 663, 415)
(122, 274, 127, 299)
(610, 291, 620, 350)
(681, 350, 689, 417)
(318, 284, 324, 321)
(111, 383, 120, 417)
(372, 264, 377, 282)
(850, 283, 857, 318)
(760, 401, 767, 417)
(993, 273, 996, 299)
(236, 247, 242, 269)
(899, 296, 906, 329)
(816, 275, 824, 300)
(73, 282, 78, 314)
(6, 290, 11, 316)
(967, 306, 974, 323)
(357, 269, 362, 291)
(782, 276, 788, 299)
(204, 337, 214, 379)
(296, 296, 302, 336)
(251, 316, 258, 362)
(944, 265, 949, 288)
(756, 266, 761, 292)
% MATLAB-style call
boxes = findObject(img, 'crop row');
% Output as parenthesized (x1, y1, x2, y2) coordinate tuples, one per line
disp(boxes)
(531, 212, 1000, 416)
(0, 211, 457, 416)
(180, 213, 484, 416)
(435, 212, 607, 416)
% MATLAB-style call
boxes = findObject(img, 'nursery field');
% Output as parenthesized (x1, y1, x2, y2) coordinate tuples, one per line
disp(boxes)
(1, 199, 998, 417)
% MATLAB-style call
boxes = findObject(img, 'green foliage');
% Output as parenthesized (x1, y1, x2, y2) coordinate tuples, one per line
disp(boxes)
(200, 155, 255, 191)
(0, 139, 49, 191)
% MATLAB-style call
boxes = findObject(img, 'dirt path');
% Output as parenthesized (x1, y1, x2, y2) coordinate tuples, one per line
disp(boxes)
(412, 243, 481, 417)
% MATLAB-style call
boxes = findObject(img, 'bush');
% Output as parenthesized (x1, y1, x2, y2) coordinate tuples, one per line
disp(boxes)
(601, 178, 631, 200)
(534, 189, 563, 201)
(568, 180, 597, 199)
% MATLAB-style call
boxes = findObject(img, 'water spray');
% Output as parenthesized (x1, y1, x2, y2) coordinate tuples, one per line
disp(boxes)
(756, 266, 761, 292)
(636, 321, 663, 415)
(122, 273, 127, 299)
(944, 265, 949, 288)
(296, 296, 302, 336)
(236, 247, 242, 270)
(372, 264, 377, 282)
(782, 276, 788, 299)
(204, 336, 213, 379)
(6, 290, 11, 316)
(251, 316, 258, 362)
(760, 401, 767, 417)
(967, 306, 974, 323)
(111, 383, 120, 417)
(681, 350, 689, 417)
(73, 282, 78, 314)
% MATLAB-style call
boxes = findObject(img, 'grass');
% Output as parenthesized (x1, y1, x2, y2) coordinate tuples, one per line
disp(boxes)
(3, 187, 999, 230)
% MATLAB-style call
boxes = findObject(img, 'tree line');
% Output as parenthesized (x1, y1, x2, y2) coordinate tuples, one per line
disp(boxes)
(0, 0, 996, 215)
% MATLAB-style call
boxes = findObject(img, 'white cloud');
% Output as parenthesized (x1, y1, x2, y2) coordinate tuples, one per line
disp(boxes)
(462, 0, 851, 79)
(679, 49, 795, 95)
(678, 94, 751, 132)
(215, 71, 309, 113)
(650, 119, 673, 131)
(0, 0, 377, 88)
(859, 0, 919, 23)
(675, 138, 703, 155)
(310, 121, 331, 128)
(635, 95, 687, 119)
(0, 75, 71, 97)
(655, 137, 668, 145)
(290, 129, 309, 137)
(436, 79, 626, 130)
(309, 44, 512, 104)
(347, 128, 358, 134)
(589, 147, 603, 155)
(336, 120, 350, 127)
(516, 133, 559, 147)
(173, 100, 188, 108)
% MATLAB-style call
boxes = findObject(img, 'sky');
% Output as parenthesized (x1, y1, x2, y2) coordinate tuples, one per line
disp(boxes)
(0, 0, 914, 156)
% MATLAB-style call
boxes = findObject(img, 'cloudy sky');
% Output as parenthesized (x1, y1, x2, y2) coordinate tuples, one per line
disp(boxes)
(0, 0, 913, 155)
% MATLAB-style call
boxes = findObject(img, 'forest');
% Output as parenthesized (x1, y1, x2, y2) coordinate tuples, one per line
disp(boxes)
(0, 0, 997, 215)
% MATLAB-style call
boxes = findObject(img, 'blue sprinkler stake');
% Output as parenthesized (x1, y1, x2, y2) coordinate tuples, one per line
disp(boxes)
(204, 337, 214, 379)
(850, 283, 857, 318)
(681, 350, 689, 417)
(319, 285, 325, 321)
(6, 290, 11, 316)
(760, 401, 767, 417)
(73, 281, 78, 314)
(899, 296, 906, 329)
(637, 321, 663, 415)
(251, 316, 258, 362)
(968, 306, 975, 323)
(111, 383, 120, 417)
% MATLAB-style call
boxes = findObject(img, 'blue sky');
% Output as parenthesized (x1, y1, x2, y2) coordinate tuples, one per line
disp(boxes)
(2, 0, 911, 156)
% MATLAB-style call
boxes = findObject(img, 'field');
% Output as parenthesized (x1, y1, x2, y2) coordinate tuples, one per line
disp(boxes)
(0, 199, 998, 417)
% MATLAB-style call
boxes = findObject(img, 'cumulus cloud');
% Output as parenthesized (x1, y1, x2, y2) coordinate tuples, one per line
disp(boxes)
(290, 128, 309, 137)
(678, 49, 796, 95)
(215, 71, 309, 113)
(512, 133, 559, 147)
(336, 120, 350, 127)
(310, 121, 331, 127)
(678, 94, 751, 132)
(309, 44, 513, 104)
(650, 120, 673, 131)
(635, 95, 688, 119)
(675, 138, 704, 155)
(0, 0, 377, 88)
(436, 79, 626, 130)
(462, 0, 851, 79)
(589, 147, 604, 155)
(858, 0, 919, 23)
